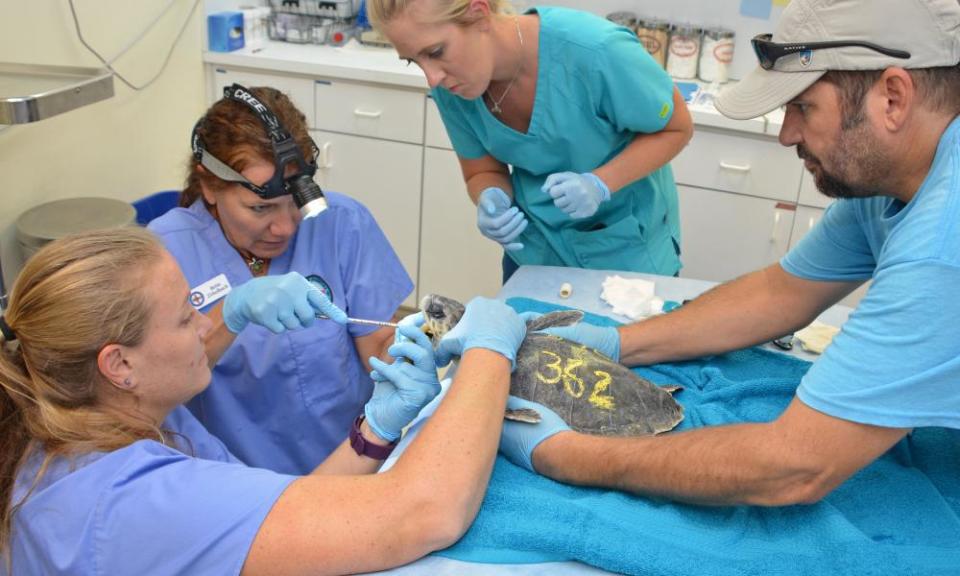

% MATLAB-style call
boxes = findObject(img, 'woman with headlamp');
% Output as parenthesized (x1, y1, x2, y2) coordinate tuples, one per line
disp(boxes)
(149, 86, 413, 474)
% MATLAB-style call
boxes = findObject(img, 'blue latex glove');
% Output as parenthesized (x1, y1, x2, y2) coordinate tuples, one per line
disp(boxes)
(539, 322, 621, 362)
(499, 395, 571, 472)
(365, 313, 442, 442)
(541, 172, 611, 219)
(477, 187, 528, 251)
(222, 271, 347, 334)
(434, 297, 527, 369)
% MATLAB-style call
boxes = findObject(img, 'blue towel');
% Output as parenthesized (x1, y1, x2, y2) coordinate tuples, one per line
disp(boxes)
(436, 298, 960, 575)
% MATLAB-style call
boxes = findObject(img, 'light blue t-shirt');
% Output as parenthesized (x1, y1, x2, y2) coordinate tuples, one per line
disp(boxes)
(782, 117, 960, 429)
(432, 6, 681, 275)
(149, 192, 412, 474)
(5, 407, 297, 575)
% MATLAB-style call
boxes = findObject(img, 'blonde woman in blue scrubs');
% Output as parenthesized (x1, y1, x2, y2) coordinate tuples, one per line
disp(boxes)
(1, 228, 526, 575)
(369, 0, 694, 280)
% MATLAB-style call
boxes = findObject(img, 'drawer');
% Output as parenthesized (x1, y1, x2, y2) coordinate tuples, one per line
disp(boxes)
(210, 67, 315, 128)
(315, 79, 424, 144)
(671, 127, 803, 203)
(797, 168, 832, 208)
(425, 95, 453, 150)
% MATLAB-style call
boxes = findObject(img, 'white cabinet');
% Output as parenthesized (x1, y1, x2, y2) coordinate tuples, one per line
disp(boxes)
(788, 203, 870, 307)
(673, 126, 801, 282)
(678, 185, 796, 282)
(671, 126, 803, 203)
(419, 97, 502, 303)
(420, 147, 503, 303)
(314, 80, 425, 144)
(311, 129, 423, 309)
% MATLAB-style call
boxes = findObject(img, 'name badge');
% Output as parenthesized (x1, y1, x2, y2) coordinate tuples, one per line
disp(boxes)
(189, 274, 232, 309)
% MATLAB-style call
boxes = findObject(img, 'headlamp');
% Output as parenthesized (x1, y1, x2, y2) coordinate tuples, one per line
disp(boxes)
(191, 84, 328, 219)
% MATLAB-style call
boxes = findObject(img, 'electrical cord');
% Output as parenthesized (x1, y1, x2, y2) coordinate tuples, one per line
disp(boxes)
(67, 0, 202, 91)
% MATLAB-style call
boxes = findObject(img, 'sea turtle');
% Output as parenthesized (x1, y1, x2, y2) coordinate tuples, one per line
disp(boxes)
(420, 294, 684, 436)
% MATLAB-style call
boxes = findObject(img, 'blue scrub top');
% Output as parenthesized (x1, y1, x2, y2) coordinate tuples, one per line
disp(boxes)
(149, 193, 413, 474)
(5, 407, 297, 575)
(782, 117, 960, 429)
(432, 6, 682, 275)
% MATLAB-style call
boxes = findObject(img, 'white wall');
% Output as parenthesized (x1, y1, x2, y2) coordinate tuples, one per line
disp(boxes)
(0, 1, 207, 292)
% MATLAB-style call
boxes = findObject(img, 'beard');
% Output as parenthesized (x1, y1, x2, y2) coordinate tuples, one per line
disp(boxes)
(797, 121, 893, 200)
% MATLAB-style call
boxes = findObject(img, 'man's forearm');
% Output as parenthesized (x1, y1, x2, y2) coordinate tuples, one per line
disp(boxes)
(618, 265, 838, 367)
(533, 423, 821, 506)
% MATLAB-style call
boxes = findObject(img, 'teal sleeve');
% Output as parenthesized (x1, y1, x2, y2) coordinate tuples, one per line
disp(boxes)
(593, 27, 676, 134)
(431, 90, 488, 160)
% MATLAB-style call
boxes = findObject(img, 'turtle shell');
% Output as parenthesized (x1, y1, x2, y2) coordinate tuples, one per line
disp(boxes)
(418, 294, 684, 437)
(513, 333, 683, 436)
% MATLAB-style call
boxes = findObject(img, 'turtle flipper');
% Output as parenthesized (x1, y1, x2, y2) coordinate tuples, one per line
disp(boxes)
(504, 408, 542, 424)
(525, 310, 584, 332)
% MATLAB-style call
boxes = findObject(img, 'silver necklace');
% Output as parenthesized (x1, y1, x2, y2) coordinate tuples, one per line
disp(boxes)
(487, 17, 523, 115)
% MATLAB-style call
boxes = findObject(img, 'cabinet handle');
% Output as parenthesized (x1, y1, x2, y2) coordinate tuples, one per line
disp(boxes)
(769, 210, 781, 242)
(719, 161, 751, 173)
(353, 108, 383, 119)
(807, 216, 817, 231)
(319, 141, 333, 169)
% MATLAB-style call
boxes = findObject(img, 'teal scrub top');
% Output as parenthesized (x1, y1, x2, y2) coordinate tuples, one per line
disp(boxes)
(432, 6, 682, 275)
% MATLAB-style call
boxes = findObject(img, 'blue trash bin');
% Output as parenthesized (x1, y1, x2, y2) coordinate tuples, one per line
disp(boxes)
(132, 191, 180, 226)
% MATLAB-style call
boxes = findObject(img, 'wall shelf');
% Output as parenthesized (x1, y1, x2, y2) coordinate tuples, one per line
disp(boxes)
(0, 62, 114, 125)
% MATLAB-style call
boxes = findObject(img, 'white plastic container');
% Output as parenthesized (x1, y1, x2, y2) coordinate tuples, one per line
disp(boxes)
(699, 28, 735, 83)
(666, 24, 702, 80)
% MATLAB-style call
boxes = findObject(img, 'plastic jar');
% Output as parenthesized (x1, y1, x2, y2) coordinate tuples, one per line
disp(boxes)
(666, 24, 702, 80)
(636, 19, 670, 67)
(699, 28, 736, 83)
(606, 11, 638, 30)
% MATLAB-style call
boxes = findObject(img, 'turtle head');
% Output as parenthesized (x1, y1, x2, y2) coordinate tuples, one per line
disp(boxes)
(419, 294, 465, 347)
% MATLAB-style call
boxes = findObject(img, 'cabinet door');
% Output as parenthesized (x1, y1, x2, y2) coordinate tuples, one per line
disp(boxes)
(419, 148, 503, 303)
(678, 185, 796, 282)
(210, 67, 316, 128)
(671, 127, 803, 203)
(797, 169, 832, 209)
(311, 130, 422, 308)
(789, 205, 869, 307)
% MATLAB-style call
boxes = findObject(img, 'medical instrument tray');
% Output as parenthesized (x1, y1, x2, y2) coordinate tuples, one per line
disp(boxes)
(269, 0, 356, 19)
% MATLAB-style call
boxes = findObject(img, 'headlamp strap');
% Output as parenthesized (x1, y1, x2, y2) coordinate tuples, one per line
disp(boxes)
(223, 84, 288, 145)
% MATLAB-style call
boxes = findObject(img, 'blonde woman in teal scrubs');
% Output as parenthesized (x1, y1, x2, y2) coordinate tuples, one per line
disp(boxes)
(369, 0, 694, 280)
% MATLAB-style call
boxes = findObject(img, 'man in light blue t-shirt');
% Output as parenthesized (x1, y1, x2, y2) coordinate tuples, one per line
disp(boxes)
(496, 0, 960, 506)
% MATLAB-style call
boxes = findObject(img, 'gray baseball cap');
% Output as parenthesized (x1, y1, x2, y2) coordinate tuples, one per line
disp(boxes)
(716, 0, 960, 120)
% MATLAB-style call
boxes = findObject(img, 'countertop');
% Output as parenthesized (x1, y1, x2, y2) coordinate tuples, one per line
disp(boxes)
(204, 40, 782, 136)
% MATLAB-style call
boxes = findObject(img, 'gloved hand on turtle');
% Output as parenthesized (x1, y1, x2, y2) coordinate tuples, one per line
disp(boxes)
(499, 396, 571, 472)
(365, 312, 443, 442)
(222, 271, 347, 334)
(519, 311, 622, 362)
(434, 297, 528, 369)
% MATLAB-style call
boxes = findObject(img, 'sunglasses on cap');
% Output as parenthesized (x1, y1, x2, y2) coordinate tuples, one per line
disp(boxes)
(751, 33, 911, 70)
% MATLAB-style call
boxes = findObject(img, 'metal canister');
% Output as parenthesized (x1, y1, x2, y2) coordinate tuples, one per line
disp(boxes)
(606, 11, 638, 30)
(636, 19, 671, 67)
(666, 24, 702, 80)
(699, 28, 736, 83)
